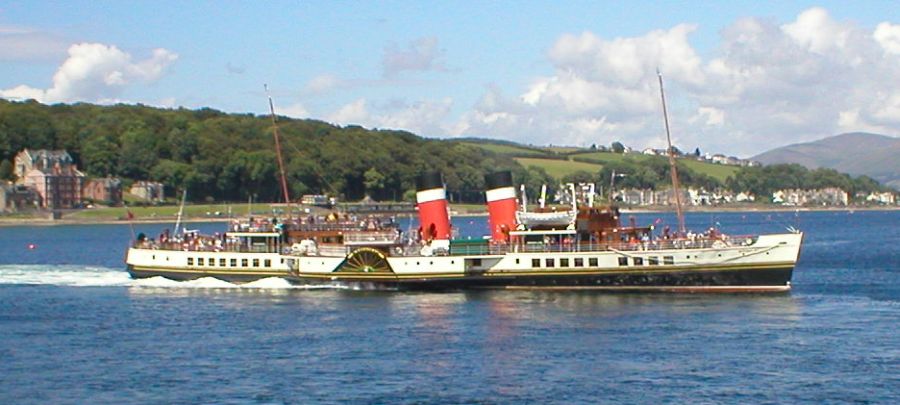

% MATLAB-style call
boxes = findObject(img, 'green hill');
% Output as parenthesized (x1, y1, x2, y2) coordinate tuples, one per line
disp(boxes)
(570, 151, 739, 183)
(752, 132, 900, 190)
(514, 157, 602, 179)
(457, 141, 548, 157)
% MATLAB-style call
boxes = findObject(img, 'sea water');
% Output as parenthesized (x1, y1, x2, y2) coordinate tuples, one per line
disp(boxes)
(0, 211, 897, 403)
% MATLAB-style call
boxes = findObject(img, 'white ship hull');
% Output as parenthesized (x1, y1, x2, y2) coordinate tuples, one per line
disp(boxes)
(286, 233, 803, 292)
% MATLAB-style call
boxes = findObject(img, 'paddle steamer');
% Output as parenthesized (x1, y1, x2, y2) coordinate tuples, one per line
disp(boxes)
(283, 171, 803, 292)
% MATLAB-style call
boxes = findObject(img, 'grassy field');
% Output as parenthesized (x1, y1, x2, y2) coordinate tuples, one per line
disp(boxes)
(514, 157, 603, 179)
(544, 146, 586, 154)
(569, 151, 739, 183)
(62, 202, 491, 221)
(459, 142, 548, 156)
(67, 203, 286, 220)
(679, 159, 739, 182)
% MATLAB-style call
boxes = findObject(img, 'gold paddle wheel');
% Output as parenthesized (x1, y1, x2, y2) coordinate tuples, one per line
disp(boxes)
(336, 247, 394, 273)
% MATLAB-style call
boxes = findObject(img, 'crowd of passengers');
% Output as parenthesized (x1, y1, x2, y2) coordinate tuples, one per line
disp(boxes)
(134, 214, 399, 251)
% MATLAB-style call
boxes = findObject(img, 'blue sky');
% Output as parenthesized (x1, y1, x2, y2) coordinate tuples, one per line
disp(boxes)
(2, 1, 900, 156)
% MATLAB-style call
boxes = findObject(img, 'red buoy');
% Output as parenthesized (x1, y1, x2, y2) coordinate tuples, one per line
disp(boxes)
(27, 243, 36, 250)
(484, 171, 518, 243)
(415, 172, 451, 242)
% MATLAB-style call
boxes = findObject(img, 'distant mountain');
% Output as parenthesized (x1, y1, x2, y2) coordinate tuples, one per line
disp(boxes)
(752, 132, 900, 190)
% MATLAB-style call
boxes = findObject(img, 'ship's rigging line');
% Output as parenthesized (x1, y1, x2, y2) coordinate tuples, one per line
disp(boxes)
(265, 84, 293, 220)
(657, 69, 687, 236)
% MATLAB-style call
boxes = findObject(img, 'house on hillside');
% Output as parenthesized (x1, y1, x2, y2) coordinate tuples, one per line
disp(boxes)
(14, 149, 85, 209)
(865, 191, 896, 205)
(773, 188, 848, 206)
(129, 181, 165, 203)
(614, 189, 656, 206)
(83, 177, 123, 206)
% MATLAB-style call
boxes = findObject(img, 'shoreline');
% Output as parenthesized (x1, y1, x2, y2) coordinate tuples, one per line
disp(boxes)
(1, 205, 897, 227)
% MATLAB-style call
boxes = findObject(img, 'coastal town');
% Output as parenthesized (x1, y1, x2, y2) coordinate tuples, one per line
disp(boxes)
(1, 147, 896, 218)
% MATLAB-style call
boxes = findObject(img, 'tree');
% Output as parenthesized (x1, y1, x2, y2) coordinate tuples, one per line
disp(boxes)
(694, 147, 701, 157)
(611, 141, 625, 153)
(0, 159, 14, 181)
(363, 167, 386, 198)
(81, 133, 119, 176)
(118, 123, 158, 179)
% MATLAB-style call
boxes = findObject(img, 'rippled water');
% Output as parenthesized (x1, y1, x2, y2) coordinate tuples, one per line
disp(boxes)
(0, 210, 898, 403)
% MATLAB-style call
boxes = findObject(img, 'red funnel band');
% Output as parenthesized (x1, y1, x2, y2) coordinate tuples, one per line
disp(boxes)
(485, 186, 517, 243)
(416, 188, 451, 241)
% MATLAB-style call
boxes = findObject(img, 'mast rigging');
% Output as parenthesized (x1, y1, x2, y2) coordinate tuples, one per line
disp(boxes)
(265, 84, 293, 220)
(657, 70, 686, 235)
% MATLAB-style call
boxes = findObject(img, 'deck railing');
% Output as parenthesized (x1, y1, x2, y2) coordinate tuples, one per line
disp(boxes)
(136, 234, 758, 257)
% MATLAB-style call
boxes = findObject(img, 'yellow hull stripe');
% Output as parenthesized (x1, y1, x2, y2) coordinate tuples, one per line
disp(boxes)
(296, 261, 794, 280)
(130, 266, 288, 277)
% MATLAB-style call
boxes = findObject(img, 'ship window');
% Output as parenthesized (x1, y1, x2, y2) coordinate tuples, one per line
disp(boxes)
(187, 258, 194, 266)
(208, 258, 214, 267)
(633, 257, 643, 266)
(618, 257, 628, 266)
(545, 258, 555, 268)
(589, 258, 598, 267)
(574, 258, 583, 267)
(560, 258, 569, 267)
(515, 258, 520, 265)
(264, 259, 271, 267)
(198, 258, 204, 266)
(532, 259, 541, 268)
(648, 257, 659, 265)
(220, 258, 226, 267)
(663, 256, 674, 265)
(152, 255, 155, 260)
(472, 259, 482, 266)
(253, 259, 259, 267)
(230, 258, 237, 267)
(242, 259, 248, 267)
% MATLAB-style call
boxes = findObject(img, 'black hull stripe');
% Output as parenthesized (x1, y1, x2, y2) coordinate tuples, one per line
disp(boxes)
(294, 262, 795, 280)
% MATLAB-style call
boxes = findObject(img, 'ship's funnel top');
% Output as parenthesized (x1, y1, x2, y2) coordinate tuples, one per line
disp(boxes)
(484, 171, 513, 190)
(416, 172, 444, 191)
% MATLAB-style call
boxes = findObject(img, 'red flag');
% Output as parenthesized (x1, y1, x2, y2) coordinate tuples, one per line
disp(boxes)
(127, 209, 134, 220)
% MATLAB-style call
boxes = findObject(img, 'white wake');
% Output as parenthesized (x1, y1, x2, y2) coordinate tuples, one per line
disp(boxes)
(0, 265, 343, 290)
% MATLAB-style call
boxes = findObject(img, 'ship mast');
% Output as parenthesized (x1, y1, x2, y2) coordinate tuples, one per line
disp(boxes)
(265, 84, 293, 220)
(657, 70, 686, 235)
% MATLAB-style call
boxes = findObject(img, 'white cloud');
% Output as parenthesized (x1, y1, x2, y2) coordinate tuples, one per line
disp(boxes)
(690, 107, 725, 126)
(782, 7, 851, 54)
(874, 22, 900, 54)
(328, 98, 370, 124)
(327, 97, 454, 136)
(279, 102, 310, 119)
(382, 37, 446, 78)
(449, 7, 900, 156)
(0, 42, 177, 104)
